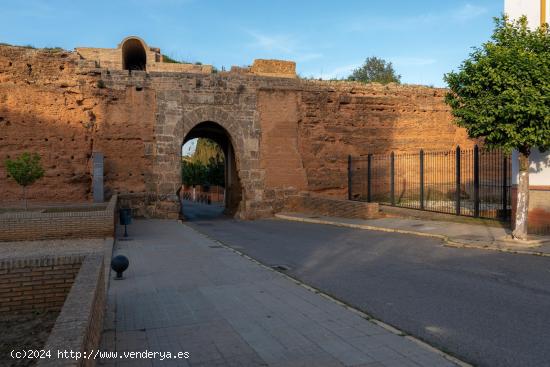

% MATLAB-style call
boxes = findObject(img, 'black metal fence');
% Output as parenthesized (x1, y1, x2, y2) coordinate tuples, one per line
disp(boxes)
(348, 146, 512, 220)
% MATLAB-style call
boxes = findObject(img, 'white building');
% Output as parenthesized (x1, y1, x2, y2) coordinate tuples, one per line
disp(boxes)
(505, 0, 548, 26)
(504, 0, 550, 234)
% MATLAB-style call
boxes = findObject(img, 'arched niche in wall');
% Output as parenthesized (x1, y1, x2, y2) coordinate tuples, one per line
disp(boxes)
(121, 37, 147, 71)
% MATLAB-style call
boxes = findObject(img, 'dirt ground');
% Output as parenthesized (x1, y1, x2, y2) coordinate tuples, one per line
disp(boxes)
(0, 311, 59, 367)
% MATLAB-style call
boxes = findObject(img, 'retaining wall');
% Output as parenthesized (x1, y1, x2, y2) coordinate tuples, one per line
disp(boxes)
(37, 254, 105, 367)
(285, 194, 379, 220)
(0, 255, 83, 313)
(0, 196, 116, 242)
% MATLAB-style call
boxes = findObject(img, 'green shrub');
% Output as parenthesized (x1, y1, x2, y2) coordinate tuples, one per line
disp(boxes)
(5, 152, 45, 209)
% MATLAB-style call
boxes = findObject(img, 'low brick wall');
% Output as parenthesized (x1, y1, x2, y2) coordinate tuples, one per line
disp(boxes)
(38, 254, 105, 367)
(0, 195, 117, 242)
(0, 255, 83, 313)
(285, 194, 379, 219)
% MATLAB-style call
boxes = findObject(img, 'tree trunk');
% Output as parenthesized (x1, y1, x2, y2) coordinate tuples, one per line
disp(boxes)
(23, 186, 28, 211)
(512, 150, 530, 240)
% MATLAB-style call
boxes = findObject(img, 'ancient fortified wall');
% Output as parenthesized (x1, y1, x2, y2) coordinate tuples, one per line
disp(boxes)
(0, 37, 475, 219)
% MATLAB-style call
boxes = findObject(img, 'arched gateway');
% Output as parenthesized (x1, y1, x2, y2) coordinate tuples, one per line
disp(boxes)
(149, 104, 266, 220)
(181, 121, 243, 216)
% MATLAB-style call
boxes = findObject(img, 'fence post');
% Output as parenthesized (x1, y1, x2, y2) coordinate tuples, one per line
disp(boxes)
(419, 149, 424, 210)
(502, 154, 508, 219)
(390, 151, 395, 206)
(474, 145, 480, 217)
(367, 154, 372, 202)
(456, 146, 461, 216)
(347, 155, 352, 200)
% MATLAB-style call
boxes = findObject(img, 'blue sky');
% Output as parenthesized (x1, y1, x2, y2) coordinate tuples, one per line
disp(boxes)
(1, 0, 503, 86)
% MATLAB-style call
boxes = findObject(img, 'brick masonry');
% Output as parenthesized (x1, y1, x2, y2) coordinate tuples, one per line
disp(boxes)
(0, 254, 84, 313)
(0, 253, 107, 366)
(37, 254, 105, 367)
(0, 195, 116, 242)
(0, 43, 481, 220)
(285, 193, 380, 220)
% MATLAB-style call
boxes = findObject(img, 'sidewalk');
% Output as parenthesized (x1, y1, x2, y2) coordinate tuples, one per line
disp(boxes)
(100, 219, 460, 367)
(275, 213, 550, 256)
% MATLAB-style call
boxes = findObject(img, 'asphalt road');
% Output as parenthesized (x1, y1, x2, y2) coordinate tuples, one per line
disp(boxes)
(182, 201, 550, 367)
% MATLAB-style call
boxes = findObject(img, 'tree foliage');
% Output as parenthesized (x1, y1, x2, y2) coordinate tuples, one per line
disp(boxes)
(191, 139, 224, 166)
(444, 16, 550, 239)
(5, 152, 45, 209)
(444, 16, 550, 155)
(348, 57, 401, 84)
(162, 54, 181, 64)
(181, 161, 207, 187)
(182, 138, 225, 187)
(5, 152, 44, 187)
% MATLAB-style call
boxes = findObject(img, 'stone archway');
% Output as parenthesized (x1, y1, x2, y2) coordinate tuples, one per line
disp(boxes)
(178, 107, 247, 215)
(121, 37, 147, 71)
(151, 101, 267, 220)
(181, 121, 243, 217)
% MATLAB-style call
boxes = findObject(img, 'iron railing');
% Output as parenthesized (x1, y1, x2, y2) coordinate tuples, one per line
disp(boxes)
(349, 146, 512, 220)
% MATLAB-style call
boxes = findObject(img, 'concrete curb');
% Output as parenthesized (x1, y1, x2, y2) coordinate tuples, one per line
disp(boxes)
(184, 221, 472, 367)
(275, 213, 550, 258)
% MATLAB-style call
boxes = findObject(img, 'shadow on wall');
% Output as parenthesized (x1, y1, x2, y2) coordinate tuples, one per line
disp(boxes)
(0, 96, 154, 206)
(529, 150, 550, 174)
(0, 109, 94, 204)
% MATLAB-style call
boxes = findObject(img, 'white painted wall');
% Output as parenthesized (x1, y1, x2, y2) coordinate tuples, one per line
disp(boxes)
(504, 0, 544, 29)
(505, 0, 550, 187)
(512, 150, 550, 185)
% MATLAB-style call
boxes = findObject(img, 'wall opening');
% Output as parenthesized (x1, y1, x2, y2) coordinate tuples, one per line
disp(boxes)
(179, 121, 242, 220)
(122, 38, 146, 71)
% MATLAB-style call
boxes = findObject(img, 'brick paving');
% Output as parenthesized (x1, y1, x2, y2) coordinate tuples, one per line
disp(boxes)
(99, 219, 458, 367)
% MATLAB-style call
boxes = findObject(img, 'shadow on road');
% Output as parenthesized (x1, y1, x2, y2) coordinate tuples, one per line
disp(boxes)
(183, 214, 550, 367)
(180, 199, 227, 222)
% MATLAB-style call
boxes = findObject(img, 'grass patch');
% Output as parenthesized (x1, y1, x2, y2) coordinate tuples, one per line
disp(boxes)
(0, 205, 106, 214)
(42, 206, 105, 213)
(0, 208, 42, 214)
(0, 310, 59, 367)
(162, 54, 182, 63)
(43, 47, 65, 53)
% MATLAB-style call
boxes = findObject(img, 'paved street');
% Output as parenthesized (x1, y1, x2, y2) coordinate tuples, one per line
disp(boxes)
(184, 202, 550, 367)
(100, 218, 454, 366)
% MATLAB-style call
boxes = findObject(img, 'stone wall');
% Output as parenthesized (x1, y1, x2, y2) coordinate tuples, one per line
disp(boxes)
(0, 46, 99, 203)
(0, 45, 155, 207)
(295, 81, 476, 198)
(251, 59, 296, 78)
(0, 44, 477, 220)
(75, 36, 213, 74)
(75, 47, 121, 69)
